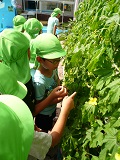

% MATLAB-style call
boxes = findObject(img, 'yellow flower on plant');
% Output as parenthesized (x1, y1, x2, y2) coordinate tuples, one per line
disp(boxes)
(88, 97, 97, 106)
(115, 153, 120, 160)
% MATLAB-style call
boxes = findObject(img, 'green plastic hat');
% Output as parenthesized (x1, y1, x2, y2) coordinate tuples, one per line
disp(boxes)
(24, 18, 43, 39)
(0, 29, 31, 84)
(51, 8, 62, 17)
(0, 63, 27, 99)
(0, 95, 34, 160)
(13, 15, 26, 32)
(30, 33, 66, 59)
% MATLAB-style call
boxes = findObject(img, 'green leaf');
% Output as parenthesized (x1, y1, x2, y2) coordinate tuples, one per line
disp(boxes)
(90, 127, 103, 148)
(106, 13, 120, 24)
(96, 76, 106, 90)
(106, 78, 120, 88)
(110, 117, 120, 128)
(99, 148, 108, 160)
(109, 86, 120, 104)
(99, 79, 120, 95)
(93, 68, 113, 76)
(110, 109, 120, 127)
(96, 119, 103, 126)
(87, 47, 105, 72)
(98, 128, 118, 160)
(103, 128, 118, 150)
(91, 155, 99, 160)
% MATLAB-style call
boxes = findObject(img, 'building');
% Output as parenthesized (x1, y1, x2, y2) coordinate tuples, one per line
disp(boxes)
(18, 0, 76, 23)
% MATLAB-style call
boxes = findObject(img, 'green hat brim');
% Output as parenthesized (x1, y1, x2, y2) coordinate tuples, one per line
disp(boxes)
(31, 33, 66, 59)
(39, 48, 66, 59)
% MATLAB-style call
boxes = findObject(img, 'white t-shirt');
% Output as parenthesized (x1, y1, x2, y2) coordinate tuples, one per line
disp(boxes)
(28, 131, 52, 160)
(47, 17, 59, 34)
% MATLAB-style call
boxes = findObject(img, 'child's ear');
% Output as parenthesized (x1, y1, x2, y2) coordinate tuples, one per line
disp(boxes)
(36, 56, 42, 62)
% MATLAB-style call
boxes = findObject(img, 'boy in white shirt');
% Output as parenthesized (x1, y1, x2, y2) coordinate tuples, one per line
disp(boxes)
(47, 8, 62, 35)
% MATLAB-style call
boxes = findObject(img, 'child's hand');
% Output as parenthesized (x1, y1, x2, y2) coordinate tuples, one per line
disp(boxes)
(57, 86, 68, 96)
(49, 86, 68, 104)
(61, 92, 77, 113)
(34, 124, 42, 132)
(51, 86, 68, 98)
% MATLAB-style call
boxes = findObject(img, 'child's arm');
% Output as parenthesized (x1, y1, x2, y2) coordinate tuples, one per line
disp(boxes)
(53, 25, 57, 35)
(49, 92, 76, 147)
(33, 86, 68, 116)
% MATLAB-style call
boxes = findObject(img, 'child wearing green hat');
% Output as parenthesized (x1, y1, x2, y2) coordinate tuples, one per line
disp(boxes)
(0, 29, 35, 114)
(0, 62, 35, 113)
(28, 91, 76, 160)
(23, 18, 43, 68)
(0, 63, 27, 99)
(0, 95, 34, 160)
(13, 15, 26, 32)
(0, 92, 76, 160)
(24, 18, 43, 40)
(30, 33, 67, 132)
(47, 8, 62, 35)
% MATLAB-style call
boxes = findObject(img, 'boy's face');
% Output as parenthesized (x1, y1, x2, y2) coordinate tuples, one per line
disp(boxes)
(57, 14, 61, 19)
(40, 57, 63, 70)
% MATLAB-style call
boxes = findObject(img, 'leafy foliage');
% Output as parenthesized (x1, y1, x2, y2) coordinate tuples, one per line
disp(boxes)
(60, 0, 120, 159)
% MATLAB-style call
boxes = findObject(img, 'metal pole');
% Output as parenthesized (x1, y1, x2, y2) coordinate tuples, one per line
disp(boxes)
(62, 1, 64, 24)
(40, 0, 42, 13)
(35, 0, 39, 19)
(23, 0, 25, 11)
(73, 0, 79, 20)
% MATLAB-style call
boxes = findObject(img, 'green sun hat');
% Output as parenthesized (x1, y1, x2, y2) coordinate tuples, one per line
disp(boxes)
(24, 18, 43, 39)
(0, 95, 34, 160)
(0, 29, 31, 84)
(51, 8, 62, 17)
(0, 63, 27, 99)
(13, 15, 26, 32)
(30, 33, 66, 59)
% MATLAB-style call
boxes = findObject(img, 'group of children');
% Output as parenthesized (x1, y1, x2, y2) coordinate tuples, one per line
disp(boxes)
(0, 8, 76, 160)
(13, 7, 62, 36)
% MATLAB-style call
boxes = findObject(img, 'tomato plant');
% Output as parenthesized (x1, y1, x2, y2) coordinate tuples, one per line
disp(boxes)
(60, 0, 120, 159)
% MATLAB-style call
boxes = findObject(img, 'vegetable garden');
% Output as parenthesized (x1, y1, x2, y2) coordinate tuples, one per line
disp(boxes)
(60, 0, 120, 159)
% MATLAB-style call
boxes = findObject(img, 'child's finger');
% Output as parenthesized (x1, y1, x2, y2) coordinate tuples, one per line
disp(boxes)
(69, 92, 77, 99)
(63, 87, 67, 93)
(57, 86, 64, 93)
(56, 86, 63, 91)
(57, 97, 64, 101)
